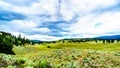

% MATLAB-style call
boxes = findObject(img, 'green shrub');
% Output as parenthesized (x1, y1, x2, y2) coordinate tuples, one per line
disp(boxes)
(47, 46, 51, 48)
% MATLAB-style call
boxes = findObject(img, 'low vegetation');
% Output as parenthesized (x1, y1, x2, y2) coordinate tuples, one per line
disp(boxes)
(0, 31, 120, 68)
(0, 42, 120, 68)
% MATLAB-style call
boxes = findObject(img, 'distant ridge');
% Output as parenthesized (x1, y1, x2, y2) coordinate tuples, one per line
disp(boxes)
(31, 40, 43, 43)
(95, 35, 120, 40)
(31, 35, 120, 42)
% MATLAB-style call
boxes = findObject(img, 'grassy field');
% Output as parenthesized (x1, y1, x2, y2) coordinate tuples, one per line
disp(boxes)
(0, 42, 120, 68)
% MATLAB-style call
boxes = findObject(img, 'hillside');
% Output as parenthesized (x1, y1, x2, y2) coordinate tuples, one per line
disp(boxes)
(95, 35, 120, 40)
(0, 31, 30, 54)
(31, 35, 120, 44)
(0, 31, 12, 36)
(0, 31, 120, 68)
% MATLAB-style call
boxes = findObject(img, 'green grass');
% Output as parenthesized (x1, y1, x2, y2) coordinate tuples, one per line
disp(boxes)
(0, 42, 120, 68)
(13, 42, 120, 55)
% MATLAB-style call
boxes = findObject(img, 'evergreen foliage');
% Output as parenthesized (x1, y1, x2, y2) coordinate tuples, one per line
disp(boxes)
(0, 31, 30, 54)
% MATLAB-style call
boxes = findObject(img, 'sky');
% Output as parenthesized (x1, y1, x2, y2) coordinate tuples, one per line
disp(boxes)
(0, 0, 120, 41)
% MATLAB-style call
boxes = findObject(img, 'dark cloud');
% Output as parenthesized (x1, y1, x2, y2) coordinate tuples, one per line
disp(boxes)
(2, 0, 39, 6)
(92, 3, 120, 15)
(39, 21, 67, 29)
(0, 10, 26, 21)
(94, 23, 102, 27)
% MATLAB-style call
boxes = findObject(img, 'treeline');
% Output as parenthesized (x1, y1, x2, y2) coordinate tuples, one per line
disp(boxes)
(33, 38, 120, 44)
(1, 31, 119, 54)
(96, 39, 120, 44)
(59, 38, 120, 44)
(0, 31, 30, 54)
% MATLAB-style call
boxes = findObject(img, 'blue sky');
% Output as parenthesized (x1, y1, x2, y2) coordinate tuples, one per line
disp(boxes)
(0, 0, 120, 41)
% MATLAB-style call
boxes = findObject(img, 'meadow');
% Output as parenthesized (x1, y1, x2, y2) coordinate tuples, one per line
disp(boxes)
(0, 42, 120, 68)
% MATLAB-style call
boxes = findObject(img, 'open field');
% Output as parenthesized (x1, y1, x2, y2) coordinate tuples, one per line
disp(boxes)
(0, 42, 120, 68)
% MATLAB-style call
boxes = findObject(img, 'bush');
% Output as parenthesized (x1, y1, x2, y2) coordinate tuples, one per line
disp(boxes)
(47, 46, 51, 48)
(0, 32, 30, 54)
(0, 36, 15, 54)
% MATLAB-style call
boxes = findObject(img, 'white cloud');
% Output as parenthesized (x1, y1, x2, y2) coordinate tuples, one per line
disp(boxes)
(26, 34, 62, 41)
(11, 20, 51, 33)
(0, 0, 120, 41)
(1, 0, 118, 20)
(0, 0, 58, 15)
(0, 20, 51, 37)
(0, 0, 119, 22)
(10, 20, 38, 28)
(65, 11, 120, 38)
(59, 0, 119, 21)
(11, 31, 25, 37)
(9, 32, 60, 41)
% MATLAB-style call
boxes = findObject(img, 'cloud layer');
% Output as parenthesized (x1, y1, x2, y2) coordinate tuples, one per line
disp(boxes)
(0, 0, 120, 41)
